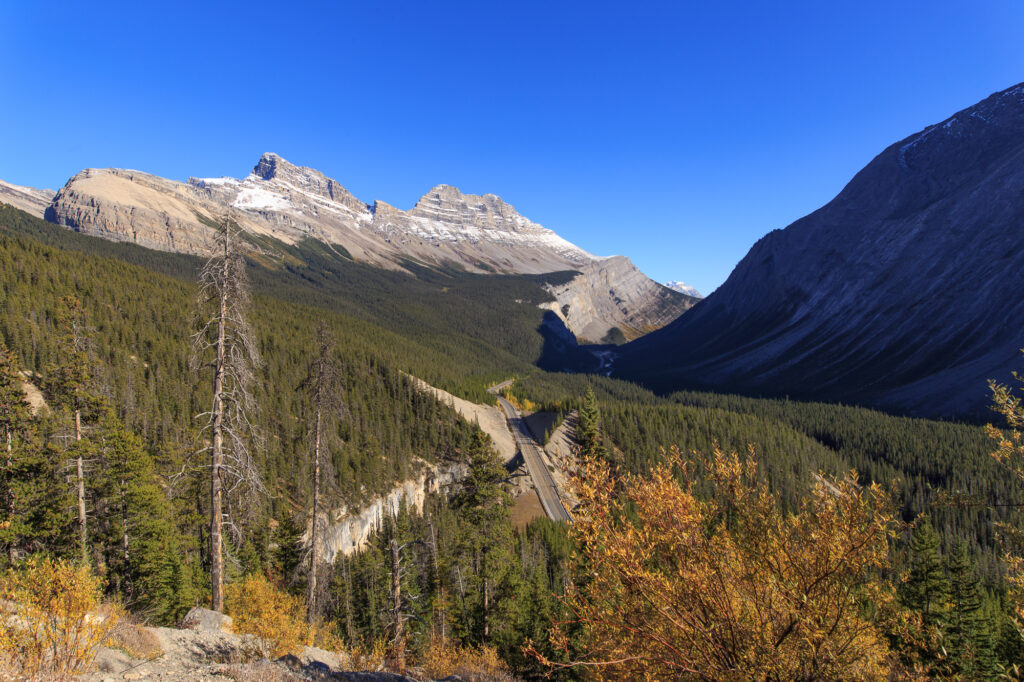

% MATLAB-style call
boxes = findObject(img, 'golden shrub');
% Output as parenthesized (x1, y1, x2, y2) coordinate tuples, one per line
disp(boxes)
(225, 574, 313, 658)
(530, 445, 900, 680)
(420, 639, 512, 681)
(0, 557, 118, 677)
(348, 637, 387, 672)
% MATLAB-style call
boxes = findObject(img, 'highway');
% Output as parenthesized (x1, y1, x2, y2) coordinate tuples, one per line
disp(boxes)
(489, 382, 572, 523)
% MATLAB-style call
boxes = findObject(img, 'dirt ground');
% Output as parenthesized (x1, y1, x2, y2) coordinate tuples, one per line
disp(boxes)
(510, 489, 546, 529)
(522, 410, 559, 444)
(406, 375, 516, 463)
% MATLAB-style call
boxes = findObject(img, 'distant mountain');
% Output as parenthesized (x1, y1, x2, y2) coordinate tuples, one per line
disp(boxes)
(542, 257, 699, 343)
(665, 280, 702, 298)
(6, 153, 691, 341)
(615, 83, 1024, 418)
(0, 180, 53, 218)
(44, 153, 593, 274)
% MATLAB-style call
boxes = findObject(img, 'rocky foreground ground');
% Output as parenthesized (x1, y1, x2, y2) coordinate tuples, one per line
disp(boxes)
(78, 608, 446, 682)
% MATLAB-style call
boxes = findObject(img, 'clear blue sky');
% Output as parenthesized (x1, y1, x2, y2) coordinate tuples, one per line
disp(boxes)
(2, 2, 1022, 294)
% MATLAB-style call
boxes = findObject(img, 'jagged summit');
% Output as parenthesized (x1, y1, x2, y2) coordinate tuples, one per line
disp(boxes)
(34, 152, 694, 340)
(43, 153, 598, 272)
(252, 151, 285, 180)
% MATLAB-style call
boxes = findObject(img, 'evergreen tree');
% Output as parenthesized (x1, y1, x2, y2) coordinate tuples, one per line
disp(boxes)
(576, 386, 605, 459)
(946, 540, 993, 678)
(269, 512, 304, 586)
(0, 341, 33, 563)
(902, 515, 948, 629)
(92, 413, 197, 623)
(451, 431, 515, 643)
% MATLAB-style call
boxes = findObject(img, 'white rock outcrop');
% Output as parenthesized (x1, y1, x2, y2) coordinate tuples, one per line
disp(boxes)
(317, 462, 465, 563)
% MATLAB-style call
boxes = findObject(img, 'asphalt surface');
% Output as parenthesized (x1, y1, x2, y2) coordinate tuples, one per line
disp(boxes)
(490, 383, 572, 523)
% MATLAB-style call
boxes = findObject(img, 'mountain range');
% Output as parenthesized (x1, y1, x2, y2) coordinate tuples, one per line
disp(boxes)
(5, 84, 1024, 419)
(616, 82, 1024, 418)
(1, 154, 695, 343)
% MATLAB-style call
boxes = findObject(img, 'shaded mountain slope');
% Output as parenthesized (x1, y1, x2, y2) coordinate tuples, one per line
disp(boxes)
(616, 83, 1024, 418)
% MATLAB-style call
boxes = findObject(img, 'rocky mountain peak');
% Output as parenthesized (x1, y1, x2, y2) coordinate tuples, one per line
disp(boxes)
(252, 152, 286, 180)
(248, 153, 362, 208)
(410, 183, 538, 234)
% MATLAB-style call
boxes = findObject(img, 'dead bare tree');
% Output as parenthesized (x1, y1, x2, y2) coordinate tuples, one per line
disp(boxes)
(386, 530, 423, 675)
(48, 296, 97, 565)
(303, 323, 345, 624)
(190, 213, 265, 612)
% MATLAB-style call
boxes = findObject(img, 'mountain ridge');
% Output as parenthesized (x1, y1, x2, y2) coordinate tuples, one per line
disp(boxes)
(615, 82, 1024, 418)
(6, 153, 693, 342)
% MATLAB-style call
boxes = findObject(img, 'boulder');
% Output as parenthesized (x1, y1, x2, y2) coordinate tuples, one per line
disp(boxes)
(180, 607, 233, 633)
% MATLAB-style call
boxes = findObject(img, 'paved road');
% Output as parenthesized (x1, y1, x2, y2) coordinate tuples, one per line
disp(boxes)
(489, 383, 572, 523)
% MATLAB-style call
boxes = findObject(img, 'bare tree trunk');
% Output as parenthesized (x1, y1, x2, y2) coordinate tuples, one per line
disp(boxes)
(5, 430, 13, 563)
(390, 538, 405, 674)
(429, 521, 444, 644)
(120, 478, 130, 564)
(483, 573, 490, 642)
(306, 403, 323, 623)
(342, 556, 355, 645)
(75, 408, 87, 565)
(303, 324, 341, 624)
(210, 228, 229, 612)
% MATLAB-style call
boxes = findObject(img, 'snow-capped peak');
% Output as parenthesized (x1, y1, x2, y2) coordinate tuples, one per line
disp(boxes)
(665, 280, 702, 298)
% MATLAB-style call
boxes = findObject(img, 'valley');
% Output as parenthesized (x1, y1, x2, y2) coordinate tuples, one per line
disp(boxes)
(1, 82, 1024, 680)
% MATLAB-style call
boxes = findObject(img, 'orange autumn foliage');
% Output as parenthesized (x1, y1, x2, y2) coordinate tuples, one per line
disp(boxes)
(532, 444, 901, 680)
(987, 371, 1024, 620)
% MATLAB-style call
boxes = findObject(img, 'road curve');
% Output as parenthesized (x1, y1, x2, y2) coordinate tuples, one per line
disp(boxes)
(490, 383, 572, 523)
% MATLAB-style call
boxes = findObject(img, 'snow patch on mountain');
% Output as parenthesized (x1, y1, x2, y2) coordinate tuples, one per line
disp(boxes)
(665, 280, 702, 298)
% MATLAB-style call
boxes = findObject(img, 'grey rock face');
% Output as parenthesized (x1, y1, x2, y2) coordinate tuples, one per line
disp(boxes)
(617, 83, 1024, 418)
(43, 152, 690, 337)
(0, 179, 55, 218)
(45, 152, 594, 275)
(542, 256, 697, 342)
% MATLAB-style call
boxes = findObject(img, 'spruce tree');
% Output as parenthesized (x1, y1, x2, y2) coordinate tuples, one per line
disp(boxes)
(902, 515, 948, 628)
(946, 541, 992, 678)
(451, 430, 515, 643)
(577, 386, 605, 459)
(93, 413, 196, 623)
(0, 341, 33, 563)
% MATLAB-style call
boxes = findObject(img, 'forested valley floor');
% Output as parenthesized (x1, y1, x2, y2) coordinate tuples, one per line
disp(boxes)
(2, 203, 1024, 679)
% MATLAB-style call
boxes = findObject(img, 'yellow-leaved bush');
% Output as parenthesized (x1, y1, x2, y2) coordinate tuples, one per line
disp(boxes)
(987, 368, 1024, 621)
(225, 573, 342, 658)
(420, 638, 513, 681)
(529, 444, 902, 680)
(0, 557, 118, 677)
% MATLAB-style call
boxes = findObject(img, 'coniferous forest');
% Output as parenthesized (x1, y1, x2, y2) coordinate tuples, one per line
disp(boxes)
(3, 201, 1024, 679)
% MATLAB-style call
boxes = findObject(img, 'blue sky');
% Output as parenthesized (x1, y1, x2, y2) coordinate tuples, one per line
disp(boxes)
(2, 2, 1022, 294)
